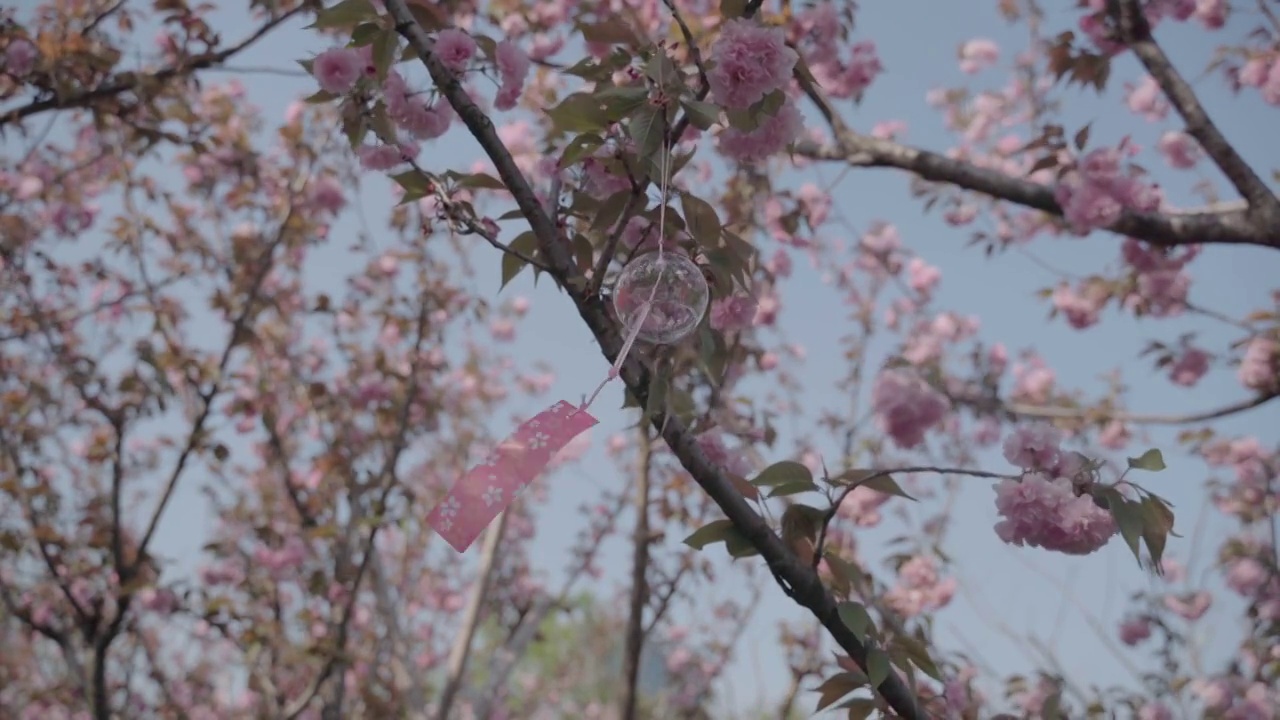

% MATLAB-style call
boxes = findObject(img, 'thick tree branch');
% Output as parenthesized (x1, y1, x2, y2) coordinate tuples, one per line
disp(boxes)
(791, 69, 1279, 250)
(1110, 0, 1280, 222)
(386, 2, 925, 716)
(0, 6, 307, 128)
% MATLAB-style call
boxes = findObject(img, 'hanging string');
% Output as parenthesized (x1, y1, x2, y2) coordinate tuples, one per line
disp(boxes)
(577, 45, 672, 415)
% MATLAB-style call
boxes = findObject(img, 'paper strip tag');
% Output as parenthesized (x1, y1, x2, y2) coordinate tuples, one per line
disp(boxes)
(428, 400, 599, 552)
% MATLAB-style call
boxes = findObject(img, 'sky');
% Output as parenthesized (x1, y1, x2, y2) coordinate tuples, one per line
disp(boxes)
(7, 0, 1280, 717)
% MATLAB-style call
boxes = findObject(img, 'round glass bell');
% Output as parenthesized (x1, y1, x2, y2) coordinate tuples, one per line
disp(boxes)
(611, 251, 709, 345)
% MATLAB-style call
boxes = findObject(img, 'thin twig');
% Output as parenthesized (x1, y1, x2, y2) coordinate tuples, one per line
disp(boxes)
(0, 6, 307, 127)
(433, 513, 509, 720)
(620, 427, 654, 720)
(813, 467, 1020, 569)
(954, 389, 1278, 426)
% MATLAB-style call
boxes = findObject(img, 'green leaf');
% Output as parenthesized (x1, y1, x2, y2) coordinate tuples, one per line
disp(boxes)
(341, 106, 368, 147)
(680, 193, 722, 246)
(644, 362, 669, 425)
(368, 101, 395, 144)
(1127, 448, 1166, 471)
(757, 88, 785, 117)
(1042, 689, 1065, 719)
(1140, 495, 1176, 573)
(371, 28, 398, 80)
(720, 0, 747, 19)
(895, 633, 942, 681)
(866, 648, 891, 688)
(591, 189, 634, 232)
(500, 231, 538, 289)
(831, 469, 916, 501)
(823, 551, 864, 595)
(571, 232, 594, 273)
(558, 133, 605, 169)
(813, 672, 867, 713)
(546, 92, 612, 133)
(627, 105, 665, 164)
(390, 170, 432, 198)
(838, 698, 878, 720)
(681, 99, 722, 130)
(767, 480, 819, 498)
(837, 601, 872, 642)
(349, 22, 381, 46)
(724, 530, 760, 558)
(697, 324, 727, 383)
(595, 86, 651, 120)
(683, 519, 736, 550)
(453, 172, 507, 190)
(860, 474, 916, 501)
(1108, 492, 1144, 566)
(303, 89, 339, 104)
(308, 0, 377, 29)
(751, 460, 814, 488)
(576, 18, 637, 46)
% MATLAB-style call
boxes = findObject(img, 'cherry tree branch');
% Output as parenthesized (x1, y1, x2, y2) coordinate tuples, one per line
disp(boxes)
(620, 427, 654, 720)
(790, 72, 1280, 250)
(813, 467, 1020, 570)
(433, 513, 508, 720)
(1109, 0, 1280, 222)
(467, 490, 629, 717)
(385, 2, 926, 716)
(953, 388, 1278, 426)
(0, 5, 308, 128)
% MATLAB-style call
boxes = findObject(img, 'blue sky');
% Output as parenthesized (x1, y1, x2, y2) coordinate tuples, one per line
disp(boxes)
(9, 0, 1280, 716)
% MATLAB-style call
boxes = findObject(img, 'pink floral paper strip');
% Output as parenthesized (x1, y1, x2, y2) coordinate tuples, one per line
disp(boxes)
(428, 400, 598, 552)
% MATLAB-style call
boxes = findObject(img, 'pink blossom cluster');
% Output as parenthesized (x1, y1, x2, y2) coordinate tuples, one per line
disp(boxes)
(994, 426, 1115, 555)
(1125, 75, 1168, 121)
(383, 70, 453, 140)
(958, 38, 999, 74)
(1079, 0, 1226, 55)
(1118, 615, 1152, 645)
(883, 555, 957, 618)
(1201, 436, 1277, 521)
(707, 18, 797, 109)
(1191, 676, 1279, 719)
(788, 2, 883, 99)
(993, 474, 1116, 555)
(870, 369, 949, 449)
(492, 40, 531, 110)
(433, 28, 477, 73)
(709, 293, 759, 332)
(695, 431, 754, 478)
(1237, 52, 1280, 105)
(1156, 130, 1202, 169)
(1054, 147, 1162, 234)
(1121, 238, 1196, 318)
(1237, 334, 1279, 393)
(1167, 345, 1210, 387)
(1051, 277, 1111, 330)
(312, 46, 366, 95)
(718, 104, 805, 163)
(836, 486, 892, 527)
(2, 37, 37, 78)
(1224, 544, 1280, 621)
